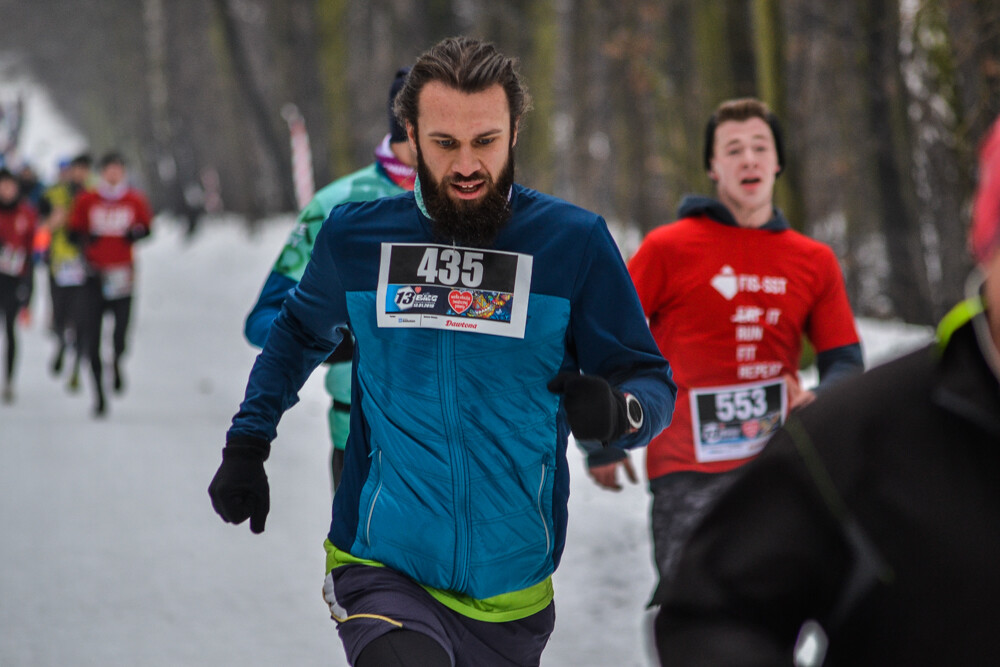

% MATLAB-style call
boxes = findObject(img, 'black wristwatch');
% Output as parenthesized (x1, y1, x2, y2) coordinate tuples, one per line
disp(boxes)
(623, 392, 643, 433)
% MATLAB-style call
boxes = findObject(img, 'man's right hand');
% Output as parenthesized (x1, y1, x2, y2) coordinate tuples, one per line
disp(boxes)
(588, 455, 639, 492)
(208, 435, 271, 534)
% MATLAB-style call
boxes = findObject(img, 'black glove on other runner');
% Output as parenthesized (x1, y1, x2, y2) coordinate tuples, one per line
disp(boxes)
(547, 372, 628, 445)
(125, 225, 150, 243)
(208, 435, 271, 534)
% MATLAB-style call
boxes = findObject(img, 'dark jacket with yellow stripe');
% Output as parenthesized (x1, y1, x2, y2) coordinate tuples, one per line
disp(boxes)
(656, 300, 1000, 665)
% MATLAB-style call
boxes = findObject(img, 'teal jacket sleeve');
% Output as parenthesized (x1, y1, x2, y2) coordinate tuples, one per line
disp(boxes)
(244, 271, 297, 348)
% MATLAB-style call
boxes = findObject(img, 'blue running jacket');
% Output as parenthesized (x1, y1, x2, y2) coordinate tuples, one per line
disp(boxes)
(229, 183, 676, 601)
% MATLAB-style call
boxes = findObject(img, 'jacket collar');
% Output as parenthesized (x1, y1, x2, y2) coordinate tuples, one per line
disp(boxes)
(676, 194, 790, 232)
(934, 302, 1000, 438)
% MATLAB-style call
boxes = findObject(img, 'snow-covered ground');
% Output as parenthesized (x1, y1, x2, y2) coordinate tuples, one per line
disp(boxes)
(0, 217, 933, 667)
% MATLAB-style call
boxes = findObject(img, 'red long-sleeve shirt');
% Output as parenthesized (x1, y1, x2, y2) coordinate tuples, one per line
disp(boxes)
(70, 185, 152, 270)
(0, 201, 38, 278)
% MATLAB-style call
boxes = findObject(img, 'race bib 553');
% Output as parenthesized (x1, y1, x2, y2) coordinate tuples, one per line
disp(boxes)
(690, 378, 787, 462)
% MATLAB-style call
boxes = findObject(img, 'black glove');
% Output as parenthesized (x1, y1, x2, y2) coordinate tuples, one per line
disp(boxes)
(547, 372, 628, 444)
(125, 225, 149, 242)
(208, 435, 271, 534)
(323, 333, 354, 365)
(65, 229, 88, 247)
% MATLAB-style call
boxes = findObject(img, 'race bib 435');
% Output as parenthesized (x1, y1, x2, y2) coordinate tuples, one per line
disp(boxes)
(376, 243, 532, 338)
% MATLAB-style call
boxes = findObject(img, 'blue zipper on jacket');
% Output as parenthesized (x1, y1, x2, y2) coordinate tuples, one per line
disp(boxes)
(438, 329, 471, 592)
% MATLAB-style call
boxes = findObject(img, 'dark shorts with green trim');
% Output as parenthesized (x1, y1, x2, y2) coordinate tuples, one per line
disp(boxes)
(324, 563, 555, 666)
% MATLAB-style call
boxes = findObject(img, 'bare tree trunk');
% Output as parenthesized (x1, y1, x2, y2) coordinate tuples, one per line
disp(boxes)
(752, 0, 805, 232)
(658, 0, 713, 209)
(276, 0, 331, 188)
(782, 1, 875, 316)
(614, 0, 668, 236)
(141, 0, 182, 214)
(516, 0, 559, 195)
(577, 0, 615, 221)
(316, 0, 354, 177)
(863, 0, 935, 324)
(898, 0, 974, 317)
(211, 0, 296, 214)
(550, 0, 577, 200)
(946, 0, 1000, 149)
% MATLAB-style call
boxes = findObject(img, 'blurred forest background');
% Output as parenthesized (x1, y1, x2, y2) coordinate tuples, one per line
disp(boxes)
(0, 0, 998, 324)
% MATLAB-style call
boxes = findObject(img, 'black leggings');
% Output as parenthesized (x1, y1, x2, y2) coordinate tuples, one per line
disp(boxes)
(50, 281, 86, 371)
(355, 630, 451, 667)
(80, 275, 132, 402)
(0, 274, 24, 384)
(50, 280, 85, 342)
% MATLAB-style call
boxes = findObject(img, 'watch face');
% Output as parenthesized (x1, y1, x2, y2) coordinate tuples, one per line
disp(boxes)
(627, 395, 643, 426)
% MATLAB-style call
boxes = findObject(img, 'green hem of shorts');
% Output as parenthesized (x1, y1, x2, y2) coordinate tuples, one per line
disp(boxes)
(323, 539, 553, 623)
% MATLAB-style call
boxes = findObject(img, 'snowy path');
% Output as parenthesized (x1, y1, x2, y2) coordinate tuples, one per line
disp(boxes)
(1, 218, 664, 666)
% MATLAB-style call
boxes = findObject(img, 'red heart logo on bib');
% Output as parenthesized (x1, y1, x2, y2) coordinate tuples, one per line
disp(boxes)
(448, 290, 473, 314)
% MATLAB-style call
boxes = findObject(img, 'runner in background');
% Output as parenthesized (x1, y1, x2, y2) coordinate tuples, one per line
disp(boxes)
(70, 152, 152, 417)
(0, 167, 38, 403)
(12, 163, 46, 326)
(605, 98, 864, 608)
(654, 109, 1000, 667)
(42, 153, 94, 390)
(244, 66, 416, 490)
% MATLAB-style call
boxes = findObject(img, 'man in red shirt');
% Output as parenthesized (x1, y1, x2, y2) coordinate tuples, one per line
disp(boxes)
(70, 152, 152, 416)
(654, 110, 1000, 667)
(0, 167, 38, 403)
(597, 98, 863, 606)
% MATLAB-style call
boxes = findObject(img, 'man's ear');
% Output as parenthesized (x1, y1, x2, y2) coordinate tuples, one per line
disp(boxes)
(706, 156, 718, 181)
(511, 118, 520, 148)
(407, 122, 418, 154)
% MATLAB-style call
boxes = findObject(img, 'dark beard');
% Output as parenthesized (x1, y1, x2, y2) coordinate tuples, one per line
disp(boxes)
(417, 144, 514, 248)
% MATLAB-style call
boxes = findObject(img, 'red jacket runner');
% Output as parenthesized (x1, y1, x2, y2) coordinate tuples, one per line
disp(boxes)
(629, 201, 859, 479)
(70, 185, 152, 271)
(0, 201, 38, 279)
